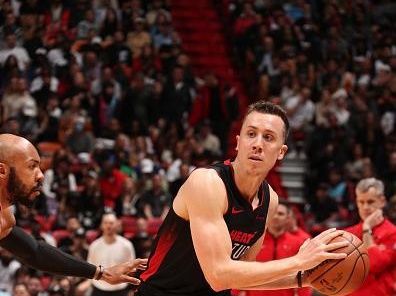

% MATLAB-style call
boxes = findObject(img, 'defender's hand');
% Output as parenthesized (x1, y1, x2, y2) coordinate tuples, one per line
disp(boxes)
(101, 258, 148, 285)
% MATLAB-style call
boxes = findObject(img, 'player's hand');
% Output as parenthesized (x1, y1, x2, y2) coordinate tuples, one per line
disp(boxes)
(363, 209, 384, 231)
(101, 258, 148, 285)
(295, 228, 348, 271)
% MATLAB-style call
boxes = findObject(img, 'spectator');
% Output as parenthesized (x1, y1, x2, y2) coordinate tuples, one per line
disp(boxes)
(196, 120, 222, 157)
(345, 178, 396, 296)
(27, 275, 46, 296)
(2, 78, 37, 123)
(0, 248, 21, 294)
(76, 9, 97, 40)
(42, 152, 78, 216)
(13, 283, 31, 296)
(0, 32, 30, 72)
(65, 118, 95, 154)
(114, 177, 141, 217)
(126, 17, 152, 58)
(99, 159, 126, 210)
(86, 213, 136, 296)
(140, 174, 171, 220)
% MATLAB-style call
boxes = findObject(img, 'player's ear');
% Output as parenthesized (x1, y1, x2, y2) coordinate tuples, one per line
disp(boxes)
(277, 145, 288, 160)
(0, 162, 8, 179)
(235, 135, 240, 151)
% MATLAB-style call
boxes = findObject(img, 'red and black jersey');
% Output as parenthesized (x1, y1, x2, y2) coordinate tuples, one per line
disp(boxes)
(138, 161, 271, 296)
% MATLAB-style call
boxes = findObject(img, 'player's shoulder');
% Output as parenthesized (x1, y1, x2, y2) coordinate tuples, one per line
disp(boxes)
(185, 167, 223, 188)
(180, 167, 227, 210)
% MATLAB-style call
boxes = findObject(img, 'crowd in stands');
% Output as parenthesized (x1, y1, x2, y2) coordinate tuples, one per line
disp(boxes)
(0, 0, 395, 295)
(225, 0, 396, 231)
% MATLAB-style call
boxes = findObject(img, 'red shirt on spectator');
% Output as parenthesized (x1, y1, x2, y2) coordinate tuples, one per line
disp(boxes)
(99, 169, 126, 209)
(345, 219, 396, 296)
(245, 231, 312, 296)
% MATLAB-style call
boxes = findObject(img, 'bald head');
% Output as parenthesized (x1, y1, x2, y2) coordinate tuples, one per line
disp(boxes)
(0, 134, 37, 165)
(0, 134, 44, 207)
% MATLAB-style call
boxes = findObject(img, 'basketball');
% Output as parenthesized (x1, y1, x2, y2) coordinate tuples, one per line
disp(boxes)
(304, 230, 370, 296)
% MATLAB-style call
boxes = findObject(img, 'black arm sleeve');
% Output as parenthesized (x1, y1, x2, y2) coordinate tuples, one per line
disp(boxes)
(0, 226, 96, 279)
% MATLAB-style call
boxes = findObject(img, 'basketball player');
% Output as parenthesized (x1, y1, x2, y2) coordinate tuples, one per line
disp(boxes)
(137, 101, 348, 296)
(345, 178, 396, 296)
(0, 134, 147, 285)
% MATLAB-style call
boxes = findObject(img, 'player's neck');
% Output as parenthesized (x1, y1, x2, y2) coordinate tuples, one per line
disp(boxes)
(232, 161, 263, 203)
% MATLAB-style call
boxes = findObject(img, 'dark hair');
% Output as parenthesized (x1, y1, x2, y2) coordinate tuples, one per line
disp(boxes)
(278, 198, 291, 212)
(243, 100, 290, 142)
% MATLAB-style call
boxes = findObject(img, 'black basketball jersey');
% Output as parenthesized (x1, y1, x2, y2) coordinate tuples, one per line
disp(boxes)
(139, 160, 271, 296)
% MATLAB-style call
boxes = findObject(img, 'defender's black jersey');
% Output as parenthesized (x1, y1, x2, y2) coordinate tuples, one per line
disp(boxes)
(139, 161, 271, 296)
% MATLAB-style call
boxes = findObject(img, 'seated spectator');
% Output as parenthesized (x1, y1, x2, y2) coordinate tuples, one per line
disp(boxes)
(0, 32, 30, 72)
(196, 120, 222, 157)
(99, 158, 126, 210)
(2, 77, 37, 123)
(42, 152, 78, 216)
(115, 177, 141, 217)
(13, 283, 31, 296)
(0, 248, 21, 294)
(126, 17, 152, 58)
(65, 118, 95, 154)
(139, 174, 171, 220)
(76, 9, 97, 40)
(26, 275, 46, 296)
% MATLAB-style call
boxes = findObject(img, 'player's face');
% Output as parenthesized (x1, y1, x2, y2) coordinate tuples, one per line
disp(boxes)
(7, 146, 44, 207)
(356, 187, 385, 220)
(236, 112, 287, 174)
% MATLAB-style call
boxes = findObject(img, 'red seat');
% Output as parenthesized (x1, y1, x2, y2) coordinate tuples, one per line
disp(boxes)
(34, 215, 56, 232)
(86, 230, 100, 244)
(121, 216, 138, 238)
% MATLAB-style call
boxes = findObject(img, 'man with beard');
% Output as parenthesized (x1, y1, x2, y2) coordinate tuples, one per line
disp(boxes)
(0, 134, 147, 285)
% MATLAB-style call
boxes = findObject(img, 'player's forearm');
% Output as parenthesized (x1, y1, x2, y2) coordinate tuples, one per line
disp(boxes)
(0, 226, 97, 279)
(238, 272, 309, 290)
(207, 256, 303, 291)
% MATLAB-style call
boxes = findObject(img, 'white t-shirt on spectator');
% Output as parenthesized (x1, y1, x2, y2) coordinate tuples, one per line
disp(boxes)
(0, 46, 30, 71)
(88, 235, 135, 291)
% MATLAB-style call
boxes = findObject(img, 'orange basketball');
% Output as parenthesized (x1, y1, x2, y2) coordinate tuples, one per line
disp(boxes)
(304, 230, 370, 296)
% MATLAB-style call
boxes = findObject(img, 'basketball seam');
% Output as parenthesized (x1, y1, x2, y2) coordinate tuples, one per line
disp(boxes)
(328, 249, 363, 295)
(348, 236, 370, 288)
(308, 235, 363, 284)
